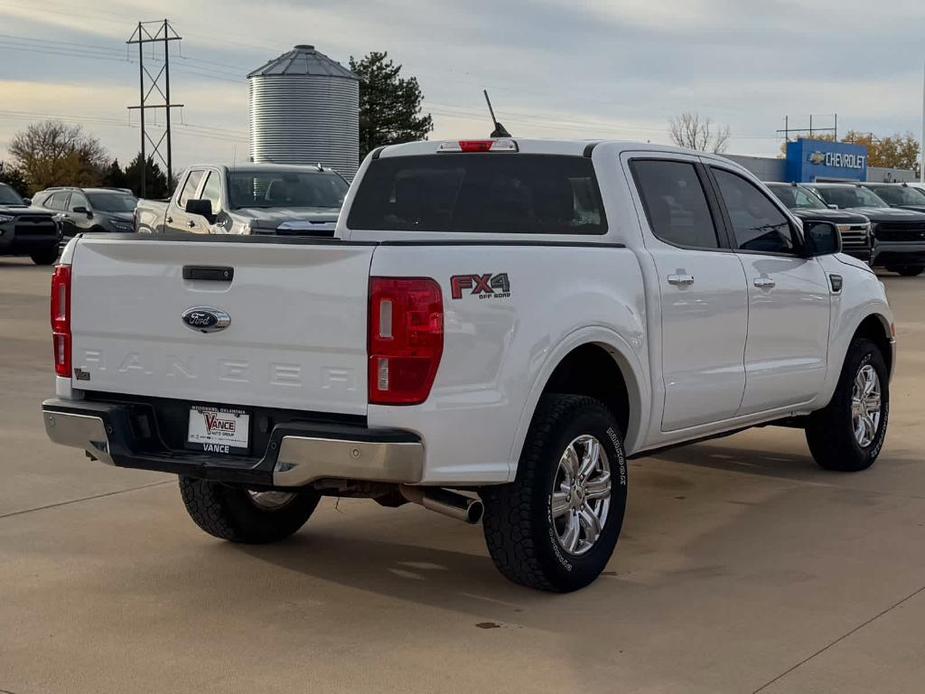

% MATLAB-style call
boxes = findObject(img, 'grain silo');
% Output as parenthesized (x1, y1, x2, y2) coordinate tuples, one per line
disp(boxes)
(248, 45, 359, 178)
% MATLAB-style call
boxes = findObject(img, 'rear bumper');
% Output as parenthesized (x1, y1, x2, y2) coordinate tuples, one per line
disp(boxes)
(42, 398, 424, 488)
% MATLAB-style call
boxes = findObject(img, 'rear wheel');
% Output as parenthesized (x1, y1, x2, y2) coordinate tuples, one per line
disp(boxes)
(178, 477, 320, 543)
(481, 394, 628, 592)
(30, 247, 58, 265)
(805, 338, 889, 472)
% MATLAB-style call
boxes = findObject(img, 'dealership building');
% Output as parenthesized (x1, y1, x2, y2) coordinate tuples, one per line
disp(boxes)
(726, 138, 916, 184)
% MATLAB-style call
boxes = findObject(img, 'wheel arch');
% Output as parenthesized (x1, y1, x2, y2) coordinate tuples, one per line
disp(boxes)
(853, 312, 894, 377)
(509, 328, 649, 474)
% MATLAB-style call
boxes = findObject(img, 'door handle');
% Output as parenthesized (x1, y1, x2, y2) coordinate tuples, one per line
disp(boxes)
(667, 273, 695, 286)
(753, 277, 776, 289)
(187, 220, 196, 228)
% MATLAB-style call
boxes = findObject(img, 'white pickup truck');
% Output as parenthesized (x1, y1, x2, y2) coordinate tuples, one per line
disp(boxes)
(134, 163, 348, 236)
(43, 139, 895, 592)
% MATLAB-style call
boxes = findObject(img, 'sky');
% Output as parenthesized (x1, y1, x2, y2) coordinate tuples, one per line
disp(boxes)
(1, 0, 924, 174)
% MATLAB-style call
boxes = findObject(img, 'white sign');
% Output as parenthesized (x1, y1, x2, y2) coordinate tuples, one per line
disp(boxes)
(187, 406, 250, 454)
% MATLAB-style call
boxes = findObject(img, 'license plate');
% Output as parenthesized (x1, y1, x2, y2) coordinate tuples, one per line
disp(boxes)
(187, 406, 250, 455)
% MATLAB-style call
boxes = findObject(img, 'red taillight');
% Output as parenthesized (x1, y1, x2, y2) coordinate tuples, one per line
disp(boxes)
(368, 277, 444, 405)
(437, 139, 519, 153)
(50, 265, 71, 377)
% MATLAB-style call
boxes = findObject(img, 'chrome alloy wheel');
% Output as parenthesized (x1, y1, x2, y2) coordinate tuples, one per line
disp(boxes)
(851, 364, 882, 448)
(247, 490, 297, 511)
(550, 434, 612, 556)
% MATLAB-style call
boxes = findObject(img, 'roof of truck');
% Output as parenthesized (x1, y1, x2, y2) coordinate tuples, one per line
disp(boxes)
(188, 163, 339, 174)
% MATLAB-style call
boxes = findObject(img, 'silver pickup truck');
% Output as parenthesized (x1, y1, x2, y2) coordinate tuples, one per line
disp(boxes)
(135, 163, 348, 236)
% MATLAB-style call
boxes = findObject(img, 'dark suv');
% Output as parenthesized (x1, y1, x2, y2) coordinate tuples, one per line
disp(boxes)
(0, 182, 59, 265)
(859, 182, 925, 213)
(805, 182, 925, 277)
(32, 187, 137, 245)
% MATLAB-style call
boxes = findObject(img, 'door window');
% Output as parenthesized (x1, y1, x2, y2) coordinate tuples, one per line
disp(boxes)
(712, 169, 797, 254)
(68, 192, 89, 211)
(177, 170, 205, 207)
(630, 160, 719, 249)
(199, 171, 222, 214)
(47, 192, 70, 210)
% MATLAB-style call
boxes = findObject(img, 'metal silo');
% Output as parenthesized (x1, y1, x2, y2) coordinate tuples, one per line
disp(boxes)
(248, 45, 359, 178)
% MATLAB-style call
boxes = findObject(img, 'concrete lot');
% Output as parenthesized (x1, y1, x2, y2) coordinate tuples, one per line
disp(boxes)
(1, 256, 924, 694)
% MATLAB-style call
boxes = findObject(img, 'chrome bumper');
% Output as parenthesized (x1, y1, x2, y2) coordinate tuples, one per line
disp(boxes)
(42, 399, 424, 487)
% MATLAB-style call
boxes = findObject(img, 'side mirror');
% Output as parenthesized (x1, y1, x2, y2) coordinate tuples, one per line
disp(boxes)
(23, 198, 31, 206)
(803, 221, 842, 257)
(73, 206, 92, 217)
(827, 204, 838, 210)
(185, 198, 215, 223)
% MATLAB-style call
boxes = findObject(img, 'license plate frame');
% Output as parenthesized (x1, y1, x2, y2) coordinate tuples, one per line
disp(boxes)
(186, 405, 251, 456)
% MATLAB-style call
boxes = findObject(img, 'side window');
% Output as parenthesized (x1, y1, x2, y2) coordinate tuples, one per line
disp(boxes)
(712, 169, 796, 254)
(177, 170, 204, 208)
(630, 160, 719, 249)
(69, 192, 88, 211)
(199, 171, 222, 214)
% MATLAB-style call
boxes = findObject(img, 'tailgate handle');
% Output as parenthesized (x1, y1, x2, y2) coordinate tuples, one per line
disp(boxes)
(182, 265, 234, 282)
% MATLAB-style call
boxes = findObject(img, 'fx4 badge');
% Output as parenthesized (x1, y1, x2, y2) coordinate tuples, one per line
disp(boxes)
(450, 273, 511, 300)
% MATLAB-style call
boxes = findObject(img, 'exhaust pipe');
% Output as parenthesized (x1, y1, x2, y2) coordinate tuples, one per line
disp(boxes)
(399, 485, 484, 524)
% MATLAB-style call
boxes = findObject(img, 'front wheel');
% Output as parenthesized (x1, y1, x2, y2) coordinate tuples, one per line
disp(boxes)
(179, 478, 320, 543)
(805, 338, 889, 472)
(481, 394, 628, 592)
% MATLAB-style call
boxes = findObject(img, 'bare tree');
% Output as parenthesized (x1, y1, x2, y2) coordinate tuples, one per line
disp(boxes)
(669, 112, 731, 154)
(8, 120, 108, 192)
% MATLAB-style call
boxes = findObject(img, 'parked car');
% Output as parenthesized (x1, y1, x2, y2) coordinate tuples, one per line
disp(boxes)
(804, 182, 925, 276)
(135, 163, 348, 235)
(32, 187, 137, 245)
(0, 182, 59, 265)
(859, 182, 925, 213)
(766, 182, 872, 262)
(43, 139, 894, 592)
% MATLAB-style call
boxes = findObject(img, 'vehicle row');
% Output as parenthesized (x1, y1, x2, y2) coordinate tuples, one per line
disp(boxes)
(767, 181, 925, 276)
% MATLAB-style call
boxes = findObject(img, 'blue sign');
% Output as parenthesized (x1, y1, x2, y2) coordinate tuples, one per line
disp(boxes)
(785, 139, 868, 182)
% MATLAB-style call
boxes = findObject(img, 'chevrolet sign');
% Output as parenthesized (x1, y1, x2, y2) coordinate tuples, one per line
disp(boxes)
(808, 150, 865, 170)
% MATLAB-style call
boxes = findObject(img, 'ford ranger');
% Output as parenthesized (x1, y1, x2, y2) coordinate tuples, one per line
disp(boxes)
(135, 163, 348, 236)
(42, 139, 895, 592)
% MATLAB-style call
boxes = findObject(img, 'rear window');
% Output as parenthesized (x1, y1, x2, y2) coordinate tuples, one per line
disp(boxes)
(347, 154, 607, 234)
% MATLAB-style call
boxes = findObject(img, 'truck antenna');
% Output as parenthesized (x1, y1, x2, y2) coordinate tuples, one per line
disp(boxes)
(483, 89, 511, 138)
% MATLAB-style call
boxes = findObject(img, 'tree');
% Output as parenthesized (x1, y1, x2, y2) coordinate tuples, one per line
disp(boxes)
(349, 51, 433, 160)
(122, 154, 170, 198)
(102, 159, 129, 190)
(842, 131, 920, 170)
(0, 161, 28, 197)
(8, 120, 108, 193)
(669, 112, 731, 153)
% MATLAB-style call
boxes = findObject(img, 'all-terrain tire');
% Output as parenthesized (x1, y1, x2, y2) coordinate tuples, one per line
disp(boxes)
(805, 338, 889, 472)
(481, 394, 628, 592)
(30, 247, 58, 265)
(178, 477, 320, 544)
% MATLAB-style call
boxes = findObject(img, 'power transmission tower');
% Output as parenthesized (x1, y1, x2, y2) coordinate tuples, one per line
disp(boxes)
(127, 20, 183, 196)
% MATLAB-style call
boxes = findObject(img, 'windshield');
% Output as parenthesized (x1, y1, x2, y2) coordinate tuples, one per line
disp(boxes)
(811, 186, 888, 209)
(0, 183, 25, 206)
(347, 154, 607, 234)
(768, 185, 826, 210)
(228, 170, 348, 209)
(866, 185, 925, 206)
(86, 191, 137, 212)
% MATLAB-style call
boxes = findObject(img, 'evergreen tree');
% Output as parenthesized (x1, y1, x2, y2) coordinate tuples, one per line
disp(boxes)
(122, 154, 170, 198)
(349, 51, 433, 160)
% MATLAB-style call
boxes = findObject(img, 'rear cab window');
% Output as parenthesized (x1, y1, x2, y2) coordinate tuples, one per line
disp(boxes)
(347, 154, 607, 234)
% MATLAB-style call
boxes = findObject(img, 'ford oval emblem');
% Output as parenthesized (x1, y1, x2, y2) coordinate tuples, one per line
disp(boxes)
(181, 306, 231, 333)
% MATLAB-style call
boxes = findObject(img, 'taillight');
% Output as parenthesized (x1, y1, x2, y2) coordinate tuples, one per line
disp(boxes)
(50, 265, 71, 377)
(437, 138, 518, 153)
(368, 277, 443, 405)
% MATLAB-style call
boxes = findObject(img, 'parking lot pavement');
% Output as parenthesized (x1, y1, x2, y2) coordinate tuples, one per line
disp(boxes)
(2, 255, 925, 694)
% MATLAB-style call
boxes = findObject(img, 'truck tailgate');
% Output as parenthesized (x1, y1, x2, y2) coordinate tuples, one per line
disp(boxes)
(69, 238, 373, 415)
